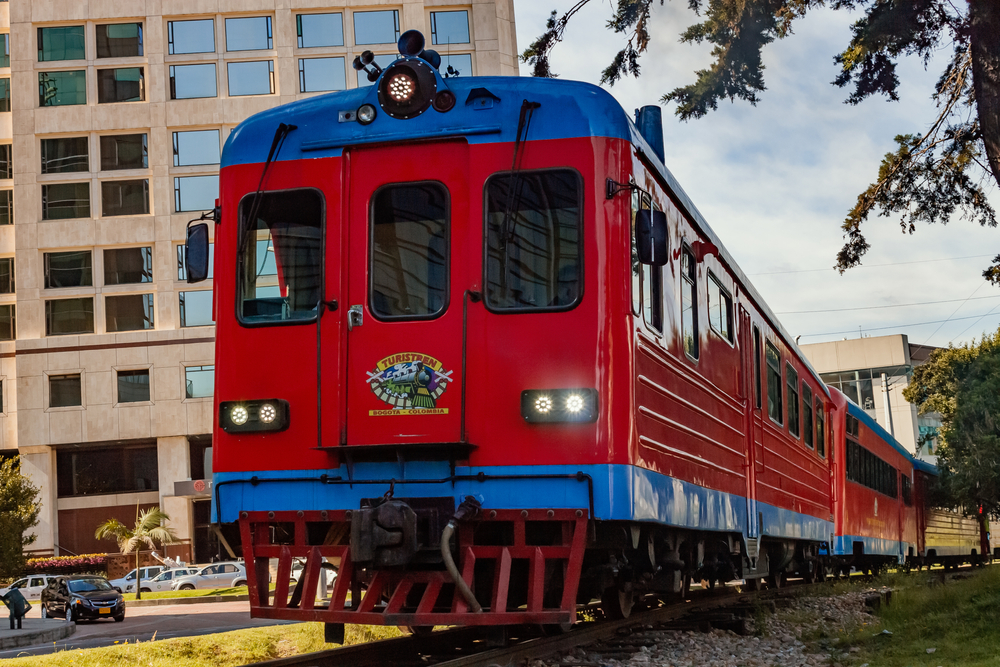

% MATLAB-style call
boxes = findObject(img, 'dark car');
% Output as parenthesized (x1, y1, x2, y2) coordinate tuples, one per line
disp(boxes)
(40, 575, 125, 623)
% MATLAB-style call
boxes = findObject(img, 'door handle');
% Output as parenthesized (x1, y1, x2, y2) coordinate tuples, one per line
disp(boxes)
(348, 305, 363, 331)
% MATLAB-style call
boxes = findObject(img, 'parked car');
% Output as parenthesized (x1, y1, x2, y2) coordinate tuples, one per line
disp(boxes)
(0, 574, 59, 601)
(290, 559, 337, 587)
(40, 575, 125, 623)
(171, 562, 246, 590)
(128, 567, 199, 593)
(109, 566, 165, 593)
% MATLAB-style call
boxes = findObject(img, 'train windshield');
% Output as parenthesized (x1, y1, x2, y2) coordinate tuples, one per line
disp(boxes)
(484, 169, 581, 311)
(238, 189, 323, 324)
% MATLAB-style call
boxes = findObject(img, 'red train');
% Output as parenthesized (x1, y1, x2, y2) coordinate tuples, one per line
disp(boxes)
(183, 32, 988, 638)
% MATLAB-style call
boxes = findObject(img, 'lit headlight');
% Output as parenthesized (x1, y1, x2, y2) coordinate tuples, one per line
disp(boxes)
(220, 399, 290, 433)
(377, 58, 437, 120)
(521, 389, 598, 423)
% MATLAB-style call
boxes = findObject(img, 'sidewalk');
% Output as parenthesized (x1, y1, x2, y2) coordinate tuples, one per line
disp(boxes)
(0, 617, 75, 650)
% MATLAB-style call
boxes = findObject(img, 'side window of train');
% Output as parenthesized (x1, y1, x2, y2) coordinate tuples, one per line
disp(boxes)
(484, 169, 582, 311)
(815, 397, 825, 457)
(630, 185, 641, 316)
(681, 246, 698, 358)
(902, 475, 913, 505)
(370, 182, 449, 320)
(707, 272, 732, 342)
(765, 341, 782, 424)
(641, 195, 662, 333)
(237, 189, 324, 325)
(802, 383, 813, 449)
(786, 363, 799, 437)
(753, 325, 762, 409)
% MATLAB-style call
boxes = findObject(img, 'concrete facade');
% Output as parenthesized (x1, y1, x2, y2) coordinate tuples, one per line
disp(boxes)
(2, 0, 517, 560)
(799, 334, 941, 461)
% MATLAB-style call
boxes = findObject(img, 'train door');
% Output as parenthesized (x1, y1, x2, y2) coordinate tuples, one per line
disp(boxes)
(739, 307, 761, 549)
(338, 141, 470, 446)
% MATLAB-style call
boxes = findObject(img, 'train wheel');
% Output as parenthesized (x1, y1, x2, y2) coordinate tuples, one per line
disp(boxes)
(768, 572, 785, 589)
(601, 586, 634, 620)
(815, 561, 827, 583)
(402, 626, 435, 637)
(746, 577, 764, 591)
(681, 574, 692, 599)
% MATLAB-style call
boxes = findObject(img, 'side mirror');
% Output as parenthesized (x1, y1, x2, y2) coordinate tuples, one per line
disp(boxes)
(636, 209, 668, 266)
(185, 222, 210, 283)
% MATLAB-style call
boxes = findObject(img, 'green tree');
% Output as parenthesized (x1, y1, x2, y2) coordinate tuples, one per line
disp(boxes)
(523, 0, 1000, 279)
(0, 456, 41, 579)
(904, 329, 1000, 519)
(95, 506, 177, 600)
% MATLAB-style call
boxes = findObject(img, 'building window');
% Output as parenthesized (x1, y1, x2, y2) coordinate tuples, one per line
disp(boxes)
(816, 397, 825, 457)
(172, 130, 219, 166)
(44, 250, 92, 288)
(106, 294, 154, 332)
(0, 78, 9, 112)
(104, 247, 152, 285)
(681, 247, 698, 359)
(177, 243, 214, 280)
(786, 363, 799, 437)
(0, 190, 10, 225)
(167, 19, 215, 55)
(41, 137, 88, 173)
(49, 373, 82, 407)
(227, 60, 274, 96)
(430, 11, 470, 45)
(169, 64, 217, 100)
(0, 257, 14, 293)
(707, 272, 732, 342)
(802, 383, 814, 449)
(38, 26, 85, 61)
(0, 304, 13, 340)
(45, 297, 94, 335)
(0, 144, 10, 179)
(56, 444, 158, 497)
(766, 340, 782, 425)
(117, 369, 150, 403)
(100, 134, 147, 171)
(356, 54, 395, 87)
(97, 67, 144, 103)
(225, 17, 272, 51)
(96, 23, 143, 58)
(42, 182, 90, 219)
(440, 53, 472, 78)
(353, 10, 400, 45)
(299, 57, 346, 93)
(180, 290, 214, 327)
(174, 175, 218, 212)
(101, 179, 149, 216)
(0, 34, 9, 68)
(185, 365, 214, 398)
(39, 70, 87, 106)
(296, 13, 343, 48)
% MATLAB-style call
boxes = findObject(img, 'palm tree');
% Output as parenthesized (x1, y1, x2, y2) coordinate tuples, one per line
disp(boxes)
(95, 506, 178, 600)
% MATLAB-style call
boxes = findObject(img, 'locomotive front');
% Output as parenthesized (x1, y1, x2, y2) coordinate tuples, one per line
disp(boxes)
(187, 32, 638, 635)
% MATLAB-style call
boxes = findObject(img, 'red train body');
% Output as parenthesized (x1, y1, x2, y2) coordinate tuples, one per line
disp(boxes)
(190, 37, 987, 634)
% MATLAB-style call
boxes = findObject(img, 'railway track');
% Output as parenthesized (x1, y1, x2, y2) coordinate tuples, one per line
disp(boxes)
(240, 583, 808, 667)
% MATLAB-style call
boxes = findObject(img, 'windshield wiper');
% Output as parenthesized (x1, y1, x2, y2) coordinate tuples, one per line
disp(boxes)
(497, 100, 540, 296)
(237, 123, 298, 274)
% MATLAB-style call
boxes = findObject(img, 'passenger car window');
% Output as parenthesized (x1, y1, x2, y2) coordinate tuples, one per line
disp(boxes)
(485, 169, 581, 311)
(370, 182, 448, 319)
(681, 247, 698, 358)
(238, 189, 323, 324)
(707, 272, 732, 341)
(765, 341, 782, 424)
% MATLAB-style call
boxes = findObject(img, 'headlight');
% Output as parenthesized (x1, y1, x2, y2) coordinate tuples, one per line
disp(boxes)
(357, 103, 377, 125)
(521, 389, 598, 423)
(377, 58, 437, 120)
(220, 399, 290, 433)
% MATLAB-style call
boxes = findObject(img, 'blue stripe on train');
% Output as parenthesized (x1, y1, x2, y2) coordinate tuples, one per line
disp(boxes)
(833, 534, 911, 559)
(213, 463, 833, 542)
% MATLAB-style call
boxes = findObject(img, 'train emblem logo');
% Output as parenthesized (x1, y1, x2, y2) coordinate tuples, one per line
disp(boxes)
(367, 352, 453, 416)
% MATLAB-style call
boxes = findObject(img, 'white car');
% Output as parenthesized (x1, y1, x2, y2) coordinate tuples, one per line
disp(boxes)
(127, 567, 199, 593)
(0, 574, 59, 600)
(108, 566, 165, 593)
(291, 559, 337, 587)
(171, 562, 246, 591)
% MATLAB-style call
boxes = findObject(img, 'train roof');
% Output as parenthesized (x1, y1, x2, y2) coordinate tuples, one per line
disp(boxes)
(222, 73, 826, 391)
(846, 400, 921, 469)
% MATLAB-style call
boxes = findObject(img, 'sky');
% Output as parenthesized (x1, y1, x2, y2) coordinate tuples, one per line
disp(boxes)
(512, 1, 1000, 350)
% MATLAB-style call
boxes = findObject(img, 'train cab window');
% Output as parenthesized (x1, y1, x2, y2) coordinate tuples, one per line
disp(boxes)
(371, 183, 448, 319)
(707, 272, 732, 342)
(815, 397, 825, 457)
(786, 363, 799, 437)
(802, 383, 813, 449)
(485, 169, 581, 311)
(238, 189, 323, 324)
(681, 247, 698, 358)
(641, 196, 662, 333)
(753, 325, 762, 409)
(765, 341, 782, 424)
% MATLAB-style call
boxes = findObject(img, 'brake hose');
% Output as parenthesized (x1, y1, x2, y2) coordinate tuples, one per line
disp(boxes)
(440, 497, 482, 613)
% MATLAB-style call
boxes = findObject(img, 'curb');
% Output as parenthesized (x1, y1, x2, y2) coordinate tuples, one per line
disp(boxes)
(0, 622, 75, 650)
(125, 594, 251, 607)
